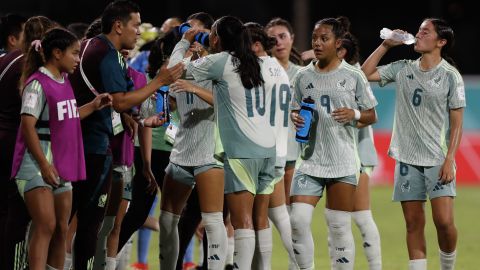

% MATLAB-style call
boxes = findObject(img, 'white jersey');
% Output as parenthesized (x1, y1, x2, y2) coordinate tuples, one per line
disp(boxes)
(285, 62, 302, 161)
(167, 39, 216, 166)
(188, 52, 275, 158)
(291, 60, 378, 178)
(260, 56, 291, 167)
(378, 58, 466, 166)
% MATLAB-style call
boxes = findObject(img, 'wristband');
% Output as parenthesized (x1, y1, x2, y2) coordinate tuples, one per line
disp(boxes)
(139, 118, 145, 127)
(353, 109, 361, 120)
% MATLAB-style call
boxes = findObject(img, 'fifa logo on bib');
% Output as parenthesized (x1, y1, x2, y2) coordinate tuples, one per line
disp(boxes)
(57, 99, 79, 121)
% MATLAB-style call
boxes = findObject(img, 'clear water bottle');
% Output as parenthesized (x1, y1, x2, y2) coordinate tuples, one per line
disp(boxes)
(295, 96, 315, 143)
(380, 27, 415, 45)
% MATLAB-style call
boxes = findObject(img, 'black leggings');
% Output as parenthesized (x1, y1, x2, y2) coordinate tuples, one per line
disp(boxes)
(118, 147, 202, 268)
(175, 189, 202, 270)
(0, 130, 31, 270)
(118, 147, 170, 250)
(71, 153, 112, 270)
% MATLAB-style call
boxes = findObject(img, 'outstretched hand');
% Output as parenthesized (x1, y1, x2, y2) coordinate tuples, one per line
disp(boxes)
(170, 79, 197, 93)
(154, 62, 184, 86)
(93, 93, 113, 110)
(143, 113, 165, 128)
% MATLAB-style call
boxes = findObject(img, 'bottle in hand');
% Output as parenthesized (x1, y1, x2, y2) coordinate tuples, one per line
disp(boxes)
(295, 96, 315, 143)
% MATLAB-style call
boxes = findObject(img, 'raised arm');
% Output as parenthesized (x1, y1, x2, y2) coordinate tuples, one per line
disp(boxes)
(112, 63, 184, 112)
(362, 33, 404, 81)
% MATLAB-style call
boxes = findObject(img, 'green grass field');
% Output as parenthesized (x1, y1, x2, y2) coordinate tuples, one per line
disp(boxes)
(130, 186, 480, 269)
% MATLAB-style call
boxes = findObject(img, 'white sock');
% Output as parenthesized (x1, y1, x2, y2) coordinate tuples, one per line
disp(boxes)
(325, 208, 355, 270)
(202, 212, 228, 270)
(226, 236, 234, 265)
(93, 215, 116, 270)
(253, 227, 272, 270)
(233, 229, 255, 270)
(64, 253, 72, 270)
(440, 249, 456, 270)
(159, 210, 180, 270)
(268, 205, 298, 269)
(324, 209, 334, 269)
(198, 238, 204, 266)
(116, 235, 133, 269)
(105, 257, 116, 270)
(409, 259, 427, 270)
(290, 203, 315, 270)
(352, 210, 382, 270)
(46, 264, 58, 270)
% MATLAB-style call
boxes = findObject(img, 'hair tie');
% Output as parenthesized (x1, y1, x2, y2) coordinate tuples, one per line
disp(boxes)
(31, 40, 42, 52)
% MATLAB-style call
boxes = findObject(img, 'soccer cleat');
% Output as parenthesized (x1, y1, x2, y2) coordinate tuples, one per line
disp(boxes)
(130, 262, 149, 270)
(183, 261, 197, 270)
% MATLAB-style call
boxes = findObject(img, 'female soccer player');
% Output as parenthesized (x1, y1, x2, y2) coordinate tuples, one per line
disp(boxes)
(12, 28, 111, 270)
(289, 18, 377, 270)
(158, 12, 228, 270)
(187, 16, 275, 270)
(265, 17, 303, 210)
(324, 17, 382, 270)
(361, 18, 464, 270)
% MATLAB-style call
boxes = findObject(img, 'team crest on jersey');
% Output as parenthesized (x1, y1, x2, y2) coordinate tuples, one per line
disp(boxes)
(427, 76, 442, 88)
(336, 79, 347, 90)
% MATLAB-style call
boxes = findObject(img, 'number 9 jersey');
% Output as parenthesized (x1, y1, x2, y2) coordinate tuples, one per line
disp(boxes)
(290, 60, 377, 178)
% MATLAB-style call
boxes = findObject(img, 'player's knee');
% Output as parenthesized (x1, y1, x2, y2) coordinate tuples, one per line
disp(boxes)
(55, 220, 69, 238)
(325, 209, 351, 238)
(405, 218, 425, 234)
(230, 214, 253, 229)
(433, 215, 455, 233)
(404, 212, 425, 233)
(37, 218, 56, 237)
(290, 203, 314, 234)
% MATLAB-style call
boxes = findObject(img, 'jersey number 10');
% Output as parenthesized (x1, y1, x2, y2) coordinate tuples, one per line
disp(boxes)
(245, 83, 291, 127)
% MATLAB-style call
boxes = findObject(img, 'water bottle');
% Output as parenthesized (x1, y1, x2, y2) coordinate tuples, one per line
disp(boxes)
(156, 85, 170, 126)
(380, 28, 415, 45)
(177, 22, 210, 47)
(295, 96, 315, 143)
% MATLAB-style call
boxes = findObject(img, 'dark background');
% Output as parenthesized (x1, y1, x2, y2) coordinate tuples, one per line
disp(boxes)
(3, 0, 478, 74)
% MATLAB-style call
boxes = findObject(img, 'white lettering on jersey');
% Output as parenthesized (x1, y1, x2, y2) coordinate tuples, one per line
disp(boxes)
(57, 99, 79, 121)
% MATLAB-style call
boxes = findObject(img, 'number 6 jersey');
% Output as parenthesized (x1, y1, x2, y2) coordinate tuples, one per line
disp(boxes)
(290, 60, 377, 178)
(378, 59, 466, 166)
